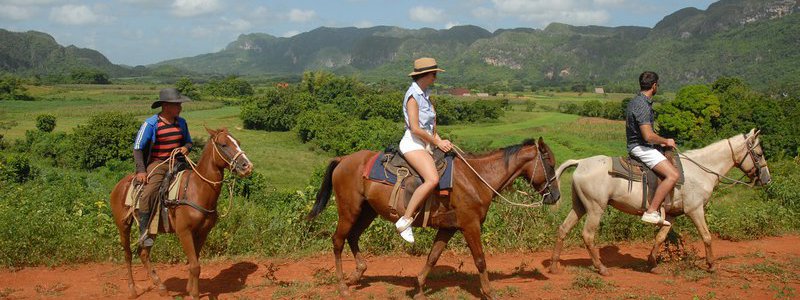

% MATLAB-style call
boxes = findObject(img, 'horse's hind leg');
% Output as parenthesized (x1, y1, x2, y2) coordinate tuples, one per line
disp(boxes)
(332, 197, 362, 297)
(648, 215, 675, 274)
(115, 215, 137, 298)
(581, 207, 610, 276)
(686, 208, 716, 272)
(550, 188, 586, 274)
(346, 203, 377, 285)
(139, 246, 167, 296)
(415, 228, 456, 300)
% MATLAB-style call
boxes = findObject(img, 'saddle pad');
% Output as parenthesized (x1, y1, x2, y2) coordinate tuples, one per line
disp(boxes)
(365, 153, 454, 190)
(125, 171, 187, 209)
(609, 156, 685, 186)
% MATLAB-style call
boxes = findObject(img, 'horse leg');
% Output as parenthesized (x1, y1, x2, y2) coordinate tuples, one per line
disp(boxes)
(333, 204, 360, 297)
(463, 223, 497, 300)
(415, 228, 456, 300)
(550, 190, 586, 274)
(176, 228, 201, 299)
(648, 215, 675, 274)
(346, 204, 377, 285)
(139, 246, 167, 295)
(116, 217, 137, 298)
(581, 209, 610, 276)
(686, 208, 716, 272)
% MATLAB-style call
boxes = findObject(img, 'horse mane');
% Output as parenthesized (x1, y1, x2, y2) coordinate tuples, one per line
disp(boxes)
(462, 139, 536, 167)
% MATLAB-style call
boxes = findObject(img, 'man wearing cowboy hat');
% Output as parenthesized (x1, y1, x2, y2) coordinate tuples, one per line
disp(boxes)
(132, 87, 194, 246)
(394, 57, 453, 243)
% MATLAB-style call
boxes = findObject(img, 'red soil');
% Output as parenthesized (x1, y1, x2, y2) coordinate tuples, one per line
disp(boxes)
(2, 235, 799, 299)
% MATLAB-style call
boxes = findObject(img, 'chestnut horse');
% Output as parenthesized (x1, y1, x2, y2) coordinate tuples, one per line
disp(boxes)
(110, 128, 253, 299)
(307, 138, 560, 299)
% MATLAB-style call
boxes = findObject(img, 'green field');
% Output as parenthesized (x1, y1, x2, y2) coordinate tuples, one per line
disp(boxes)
(1, 85, 632, 191)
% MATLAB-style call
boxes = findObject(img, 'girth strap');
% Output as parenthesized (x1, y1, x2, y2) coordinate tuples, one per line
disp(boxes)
(165, 199, 217, 215)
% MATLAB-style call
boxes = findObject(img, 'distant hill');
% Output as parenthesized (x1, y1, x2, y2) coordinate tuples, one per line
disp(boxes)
(0, 29, 133, 77)
(154, 0, 800, 90)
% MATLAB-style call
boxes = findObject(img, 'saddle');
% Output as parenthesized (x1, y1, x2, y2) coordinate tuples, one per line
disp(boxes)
(365, 146, 456, 227)
(609, 149, 685, 210)
(125, 165, 190, 235)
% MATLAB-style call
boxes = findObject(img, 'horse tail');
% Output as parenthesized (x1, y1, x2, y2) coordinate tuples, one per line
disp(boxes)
(307, 158, 341, 220)
(555, 159, 581, 181)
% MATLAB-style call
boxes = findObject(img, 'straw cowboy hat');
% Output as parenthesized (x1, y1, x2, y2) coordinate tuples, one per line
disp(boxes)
(408, 57, 445, 77)
(151, 88, 192, 109)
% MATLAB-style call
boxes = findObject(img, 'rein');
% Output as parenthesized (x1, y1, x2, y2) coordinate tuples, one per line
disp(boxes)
(452, 144, 548, 208)
(676, 134, 760, 187)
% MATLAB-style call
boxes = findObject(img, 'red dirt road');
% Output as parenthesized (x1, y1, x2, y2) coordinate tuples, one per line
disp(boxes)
(2, 235, 799, 299)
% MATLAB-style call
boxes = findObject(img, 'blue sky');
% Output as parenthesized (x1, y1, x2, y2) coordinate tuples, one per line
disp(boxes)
(0, 0, 716, 66)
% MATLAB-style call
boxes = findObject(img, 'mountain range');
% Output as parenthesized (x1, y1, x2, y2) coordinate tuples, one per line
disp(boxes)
(1, 0, 799, 89)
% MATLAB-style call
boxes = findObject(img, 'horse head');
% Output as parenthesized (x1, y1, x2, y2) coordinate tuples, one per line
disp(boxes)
(205, 127, 253, 177)
(733, 128, 771, 186)
(521, 137, 561, 204)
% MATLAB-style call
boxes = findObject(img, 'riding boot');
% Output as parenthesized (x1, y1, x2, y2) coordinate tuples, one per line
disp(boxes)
(137, 212, 154, 247)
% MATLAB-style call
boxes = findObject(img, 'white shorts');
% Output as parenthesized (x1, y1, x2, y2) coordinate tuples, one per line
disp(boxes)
(630, 145, 667, 169)
(399, 129, 432, 154)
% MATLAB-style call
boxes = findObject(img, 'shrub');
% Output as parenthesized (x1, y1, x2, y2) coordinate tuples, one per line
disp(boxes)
(35, 114, 56, 133)
(70, 112, 139, 169)
(0, 74, 32, 100)
(204, 76, 254, 98)
(69, 68, 110, 84)
(0, 154, 37, 183)
(175, 77, 201, 101)
(241, 89, 313, 131)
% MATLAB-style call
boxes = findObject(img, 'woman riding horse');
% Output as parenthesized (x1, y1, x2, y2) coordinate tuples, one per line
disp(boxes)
(394, 57, 453, 243)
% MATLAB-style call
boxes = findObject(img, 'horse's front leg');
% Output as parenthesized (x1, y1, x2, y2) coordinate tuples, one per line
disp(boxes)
(648, 215, 675, 274)
(581, 209, 610, 276)
(176, 225, 201, 299)
(415, 228, 456, 300)
(463, 223, 497, 300)
(687, 208, 716, 272)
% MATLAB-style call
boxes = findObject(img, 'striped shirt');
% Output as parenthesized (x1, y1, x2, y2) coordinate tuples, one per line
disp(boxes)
(150, 118, 184, 160)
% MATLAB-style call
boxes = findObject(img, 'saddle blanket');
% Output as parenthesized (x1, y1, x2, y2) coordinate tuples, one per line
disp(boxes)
(125, 170, 187, 233)
(364, 153, 455, 190)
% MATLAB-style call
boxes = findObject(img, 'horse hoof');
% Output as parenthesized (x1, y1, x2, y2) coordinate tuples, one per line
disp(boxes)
(128, 292, 138, 299)
(598, 267, 612, 277)
(708, 265, 717, 273)
(413, 293, 428, 300)
(549, 266, 562, 274)
(157, 286, 168, 297)
(338, 284, 351, 297)
(483, 291, 499, 300)
(650, 266, 664, 275)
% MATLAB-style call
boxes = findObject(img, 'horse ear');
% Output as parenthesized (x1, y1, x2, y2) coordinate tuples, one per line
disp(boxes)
(754, 129, 761, 137)
(205, 126, 217, 136)
(537, 137, 544, 146)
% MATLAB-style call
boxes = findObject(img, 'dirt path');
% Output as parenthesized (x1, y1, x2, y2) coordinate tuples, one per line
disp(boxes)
(2, 235, 799, 299)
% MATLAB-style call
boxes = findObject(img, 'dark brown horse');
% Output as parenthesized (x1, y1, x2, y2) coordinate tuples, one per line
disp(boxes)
(307, 138, 560, 299)
(110, 127, 253, 299)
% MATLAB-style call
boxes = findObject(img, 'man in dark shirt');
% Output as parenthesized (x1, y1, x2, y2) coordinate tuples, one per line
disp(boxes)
(625, 71, 679, 226)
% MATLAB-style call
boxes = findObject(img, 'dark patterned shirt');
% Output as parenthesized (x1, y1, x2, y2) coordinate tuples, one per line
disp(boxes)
(625, 92, 654, 151)
(150, 118, 184, 160)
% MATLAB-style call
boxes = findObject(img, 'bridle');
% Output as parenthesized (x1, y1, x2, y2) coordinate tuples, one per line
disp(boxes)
(727, 133, 766, 186)
(211, 132, 247, 173)
(528, 145, 557, 199)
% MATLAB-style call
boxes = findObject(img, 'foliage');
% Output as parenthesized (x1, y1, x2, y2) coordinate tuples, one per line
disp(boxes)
(174, 77, 201, 100)
(656, 85, 721, 146)
(0, 154, 37, 183)
(69, 69, 110, 84)
(0, 74, 32, 100)
(204, 76, 254, 98)
(70, 112, 139, 169)
(240, 88, 311, 131)
(35, 114, 56, 132)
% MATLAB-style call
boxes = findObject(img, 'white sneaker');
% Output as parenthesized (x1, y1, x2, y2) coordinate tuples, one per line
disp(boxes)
(641, 211, 671, 226)
(395, 216, 415, 243)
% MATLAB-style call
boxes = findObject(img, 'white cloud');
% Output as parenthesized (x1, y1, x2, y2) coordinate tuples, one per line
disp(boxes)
(49, 5, 107, 25)
(224, 18, 252, 31)
(489, 0, 610, 26)
(1, 0, 58, 5)
(471, 6, 495, 19)
(445, 21, 460, 29)
(594, 0, 626, 5)
(283, 30, 300, 37)
(172, 0, 221, 17)
(354, 20, 373, 28)
(288, 8, 316, 23)
(0, 4, 36, 20)
(409, 6, 444, 23)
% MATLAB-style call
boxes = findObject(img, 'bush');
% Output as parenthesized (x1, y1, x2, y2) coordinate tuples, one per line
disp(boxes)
(241, 89, 313, 131)
(175, 77, 201, 101)
(0, 154, 37, 183)
(0, 74, 32, 100)
(205, 76, 254, 98)
(70, 112, 139, 169)
(69, 68, 110, 84)
(35, 114, 56, 132)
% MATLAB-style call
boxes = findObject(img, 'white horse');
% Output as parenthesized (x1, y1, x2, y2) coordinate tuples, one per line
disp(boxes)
(550, 129, 772, 275)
